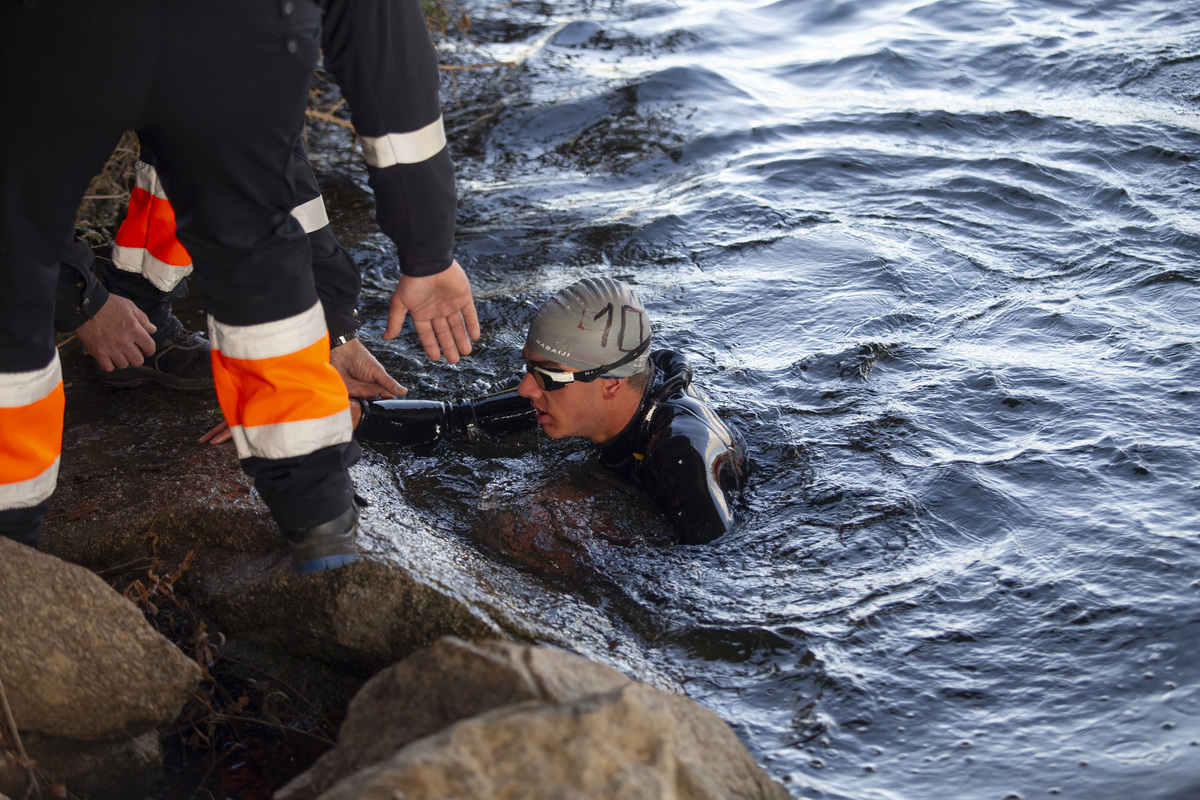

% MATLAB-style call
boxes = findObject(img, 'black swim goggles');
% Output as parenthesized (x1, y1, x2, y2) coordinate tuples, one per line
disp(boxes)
(525, 338, 650, 392)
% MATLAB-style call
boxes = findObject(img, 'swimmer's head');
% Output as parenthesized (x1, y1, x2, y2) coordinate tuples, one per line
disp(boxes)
(525, 278, 652, 378)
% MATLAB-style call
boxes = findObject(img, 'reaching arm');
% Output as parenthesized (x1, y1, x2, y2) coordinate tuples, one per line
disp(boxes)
(385, 261, 479, 363)
(75, 295, 157, 371)
(321, 0, 478, 362)
(354, 389, 535, 446)
(330, 336, 407, 399)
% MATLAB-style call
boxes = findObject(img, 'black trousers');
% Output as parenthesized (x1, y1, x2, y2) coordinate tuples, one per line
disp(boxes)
(97, 138, 364, 342)
(0, 0, 359, 542)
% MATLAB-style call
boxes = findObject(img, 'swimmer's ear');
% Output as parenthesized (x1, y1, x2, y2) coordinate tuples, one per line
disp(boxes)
(600, 377, 625, 400)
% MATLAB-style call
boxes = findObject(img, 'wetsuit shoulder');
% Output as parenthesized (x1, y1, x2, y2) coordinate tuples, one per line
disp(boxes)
(638, 355, 749, 544)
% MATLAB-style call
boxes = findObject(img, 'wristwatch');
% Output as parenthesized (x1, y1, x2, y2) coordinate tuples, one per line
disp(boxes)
(331, 330, 359, 348)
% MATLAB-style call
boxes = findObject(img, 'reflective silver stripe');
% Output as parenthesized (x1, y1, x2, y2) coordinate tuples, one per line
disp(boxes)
(0, 457, 59, 509)
(291, 195, 330, 234)
(0, 357, 61, 408)
(227, 408, 352, 461)
(132, 159, 167, 197)
(0, 358, 62, 508)
(208, 302, 326, 361)
(209, 303, 348, 461)
(111, 244, 193, 292)
(360, 116, 447, 169)
(116, 160, 193, 291)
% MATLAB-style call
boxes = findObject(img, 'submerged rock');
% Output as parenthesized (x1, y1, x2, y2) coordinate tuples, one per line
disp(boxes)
(280, 637, 791, 800)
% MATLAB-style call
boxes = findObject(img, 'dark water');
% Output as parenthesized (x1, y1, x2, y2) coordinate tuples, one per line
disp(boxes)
(312, 1, 1200, 798)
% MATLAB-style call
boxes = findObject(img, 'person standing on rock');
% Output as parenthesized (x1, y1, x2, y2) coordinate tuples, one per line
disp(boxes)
(0, 0, 474, 575)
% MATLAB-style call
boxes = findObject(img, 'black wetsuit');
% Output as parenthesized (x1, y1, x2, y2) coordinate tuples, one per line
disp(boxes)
(355, 350, 750, 544)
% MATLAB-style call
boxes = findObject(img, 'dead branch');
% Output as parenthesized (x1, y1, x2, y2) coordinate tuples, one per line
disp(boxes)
(304, 108, 356, 130)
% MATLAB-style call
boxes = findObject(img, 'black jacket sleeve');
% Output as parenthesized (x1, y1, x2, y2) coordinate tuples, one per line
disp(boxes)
(55, 237, 109, 333)
(321, 0, 457, 277)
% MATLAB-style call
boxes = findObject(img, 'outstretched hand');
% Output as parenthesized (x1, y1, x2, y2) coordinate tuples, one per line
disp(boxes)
(384, 260, 480, 364)
(75, 294, 157, 371)
(198, 420, 232, 446)
(330, 336, 407, 399)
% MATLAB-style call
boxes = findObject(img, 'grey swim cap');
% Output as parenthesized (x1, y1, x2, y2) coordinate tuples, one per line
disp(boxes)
(526, 278, 652, 378)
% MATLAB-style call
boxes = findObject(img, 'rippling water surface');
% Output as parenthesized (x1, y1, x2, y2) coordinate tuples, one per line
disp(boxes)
(316, 1, 1200, 797)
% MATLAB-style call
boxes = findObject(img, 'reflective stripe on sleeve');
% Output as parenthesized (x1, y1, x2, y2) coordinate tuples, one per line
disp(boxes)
(291, 195, 330, 234)
(111, 244, 194, 292)
(359, 116, 447, 169)
(0, 357, 64, 508)
(112, 160, 194, 291)
(209, 304, 351, 461)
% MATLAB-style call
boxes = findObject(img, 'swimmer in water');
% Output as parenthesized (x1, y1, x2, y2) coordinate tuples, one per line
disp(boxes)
(354, 278, 750, 544)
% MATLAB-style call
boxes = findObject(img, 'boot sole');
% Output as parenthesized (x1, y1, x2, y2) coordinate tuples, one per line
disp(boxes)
(294, 552, 359, 576)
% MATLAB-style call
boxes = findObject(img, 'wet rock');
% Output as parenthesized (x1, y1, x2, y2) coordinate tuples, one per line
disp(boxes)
(280, 637, 791, 800)
(0, 538, 200, 741)
(186, 550, 505, 675)
(276, 636, 630, 800)
(43, 401, 507, 677)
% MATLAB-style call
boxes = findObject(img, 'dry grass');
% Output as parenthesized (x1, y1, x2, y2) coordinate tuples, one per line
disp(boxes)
(75, 130, 140, 235)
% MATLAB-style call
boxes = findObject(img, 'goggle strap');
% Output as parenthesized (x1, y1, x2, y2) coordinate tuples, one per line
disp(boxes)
(574, 337, 651, 382)
(529, 338, 650, 390)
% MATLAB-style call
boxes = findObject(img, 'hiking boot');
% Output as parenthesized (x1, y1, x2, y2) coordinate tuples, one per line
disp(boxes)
(286, 505, 359, 576)
(96, 317, 212, 391)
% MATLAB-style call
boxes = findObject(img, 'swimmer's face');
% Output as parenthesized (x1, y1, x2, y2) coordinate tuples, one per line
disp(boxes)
(518, 346, 612, 442)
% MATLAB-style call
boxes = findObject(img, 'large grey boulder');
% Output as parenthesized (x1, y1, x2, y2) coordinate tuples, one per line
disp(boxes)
(0, 538, 201, 798)
(277, 636, 630, 800)
(0, 537, 200, 741)
(279, 637, 790, 800)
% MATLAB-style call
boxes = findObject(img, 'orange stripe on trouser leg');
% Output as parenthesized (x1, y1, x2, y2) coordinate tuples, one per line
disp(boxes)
(211, 337, 347, 430)
(114, 186, 192, 268)
(0, 381, 64, 485)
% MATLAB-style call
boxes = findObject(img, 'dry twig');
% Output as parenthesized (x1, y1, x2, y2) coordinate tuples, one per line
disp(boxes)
(0, 671, 73, 799)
